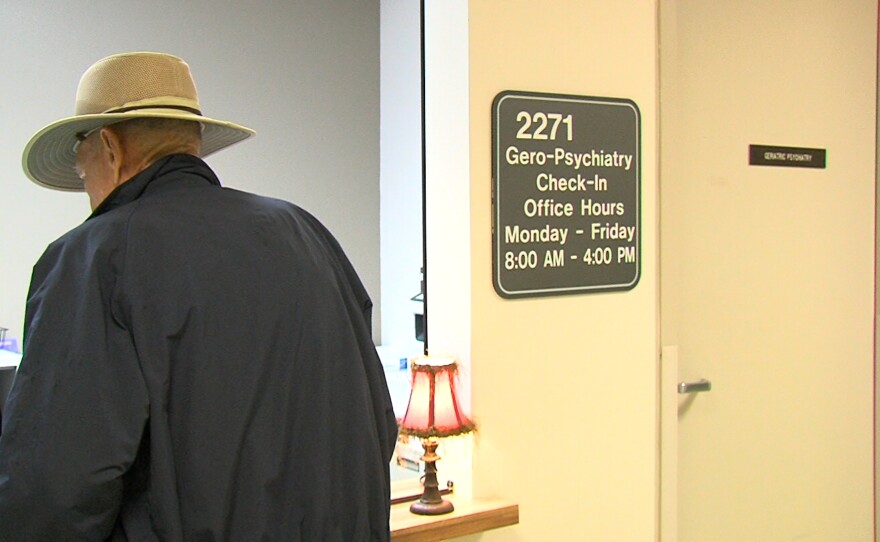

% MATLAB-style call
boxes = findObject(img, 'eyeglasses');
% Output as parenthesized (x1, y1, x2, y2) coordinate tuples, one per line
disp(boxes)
(72, 128, 99, 153)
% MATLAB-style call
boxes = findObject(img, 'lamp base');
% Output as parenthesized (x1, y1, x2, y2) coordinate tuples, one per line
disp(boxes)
(410, 496, 454, 515)
(410, 438, 455, 516)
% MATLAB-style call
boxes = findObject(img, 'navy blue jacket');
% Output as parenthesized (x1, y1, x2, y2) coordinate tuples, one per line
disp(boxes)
(0, 155, 397, 540)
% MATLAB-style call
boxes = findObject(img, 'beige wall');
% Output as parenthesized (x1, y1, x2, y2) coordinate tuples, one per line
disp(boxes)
(466, 1, 660, 539)
(434, 1, 876, 540)
(875, 3, 880, 537)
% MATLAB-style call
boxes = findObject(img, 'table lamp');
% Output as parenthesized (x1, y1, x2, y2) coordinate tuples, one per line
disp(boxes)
(398, 355, 475, 515)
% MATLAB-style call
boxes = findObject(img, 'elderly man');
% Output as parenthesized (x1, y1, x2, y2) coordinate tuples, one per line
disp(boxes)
(0, 52, 397, 540)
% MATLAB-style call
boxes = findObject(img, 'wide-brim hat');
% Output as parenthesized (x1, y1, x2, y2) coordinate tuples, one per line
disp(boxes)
(22, 51, 255, 191)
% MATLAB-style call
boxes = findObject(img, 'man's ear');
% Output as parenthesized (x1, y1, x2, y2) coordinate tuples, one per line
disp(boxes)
(99, 127, 126, 186)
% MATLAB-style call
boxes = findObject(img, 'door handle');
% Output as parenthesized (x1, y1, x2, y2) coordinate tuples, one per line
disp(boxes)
(678, 379, 711, 394)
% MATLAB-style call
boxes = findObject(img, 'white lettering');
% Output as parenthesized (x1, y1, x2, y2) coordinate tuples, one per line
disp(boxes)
(551, 147, 634, 170)
(580, 198, 625, 216)
(506, 146, 547, 166)
(505, 225, 569, 245)
(590, 222, 636, 242)
(523, 198, 574, 218)
(536, 172, 588, 192)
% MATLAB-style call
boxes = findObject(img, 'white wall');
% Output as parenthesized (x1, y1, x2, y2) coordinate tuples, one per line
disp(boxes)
(422, 0, 474, 495)
(0, 1, 380, 345)
(379, 0, 424, 356)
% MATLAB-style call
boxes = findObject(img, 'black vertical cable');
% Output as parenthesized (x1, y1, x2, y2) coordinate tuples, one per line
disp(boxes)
(420, 0, 428, 355)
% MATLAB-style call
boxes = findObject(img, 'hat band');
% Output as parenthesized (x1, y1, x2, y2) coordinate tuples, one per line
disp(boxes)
(103, 104, 203, 116)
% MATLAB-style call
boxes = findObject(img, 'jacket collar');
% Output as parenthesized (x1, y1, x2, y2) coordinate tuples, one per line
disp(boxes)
(88, 154, 221, 219)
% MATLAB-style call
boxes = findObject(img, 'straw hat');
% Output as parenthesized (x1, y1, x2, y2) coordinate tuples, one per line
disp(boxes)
(22, 52, 255, 191)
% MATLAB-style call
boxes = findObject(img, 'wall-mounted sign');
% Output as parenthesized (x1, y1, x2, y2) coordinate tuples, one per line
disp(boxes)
(492, 90, 641, 299)
(749, 144, 826, 169)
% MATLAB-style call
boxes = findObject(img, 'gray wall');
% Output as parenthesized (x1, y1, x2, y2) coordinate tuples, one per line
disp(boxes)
(0, 1, 380, 345)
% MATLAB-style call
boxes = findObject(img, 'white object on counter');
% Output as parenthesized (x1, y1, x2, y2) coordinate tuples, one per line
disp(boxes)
(0, 350, 22, 369)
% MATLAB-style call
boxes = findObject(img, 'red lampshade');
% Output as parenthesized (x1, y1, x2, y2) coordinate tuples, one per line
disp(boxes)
(399, 355, 474, 439)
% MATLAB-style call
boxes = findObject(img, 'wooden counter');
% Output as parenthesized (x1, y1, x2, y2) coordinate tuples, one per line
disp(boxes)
(390, 494, 519, 541)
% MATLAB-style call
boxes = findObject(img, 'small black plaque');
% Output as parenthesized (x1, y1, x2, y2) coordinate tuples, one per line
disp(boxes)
(749, 145, 826, 169)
